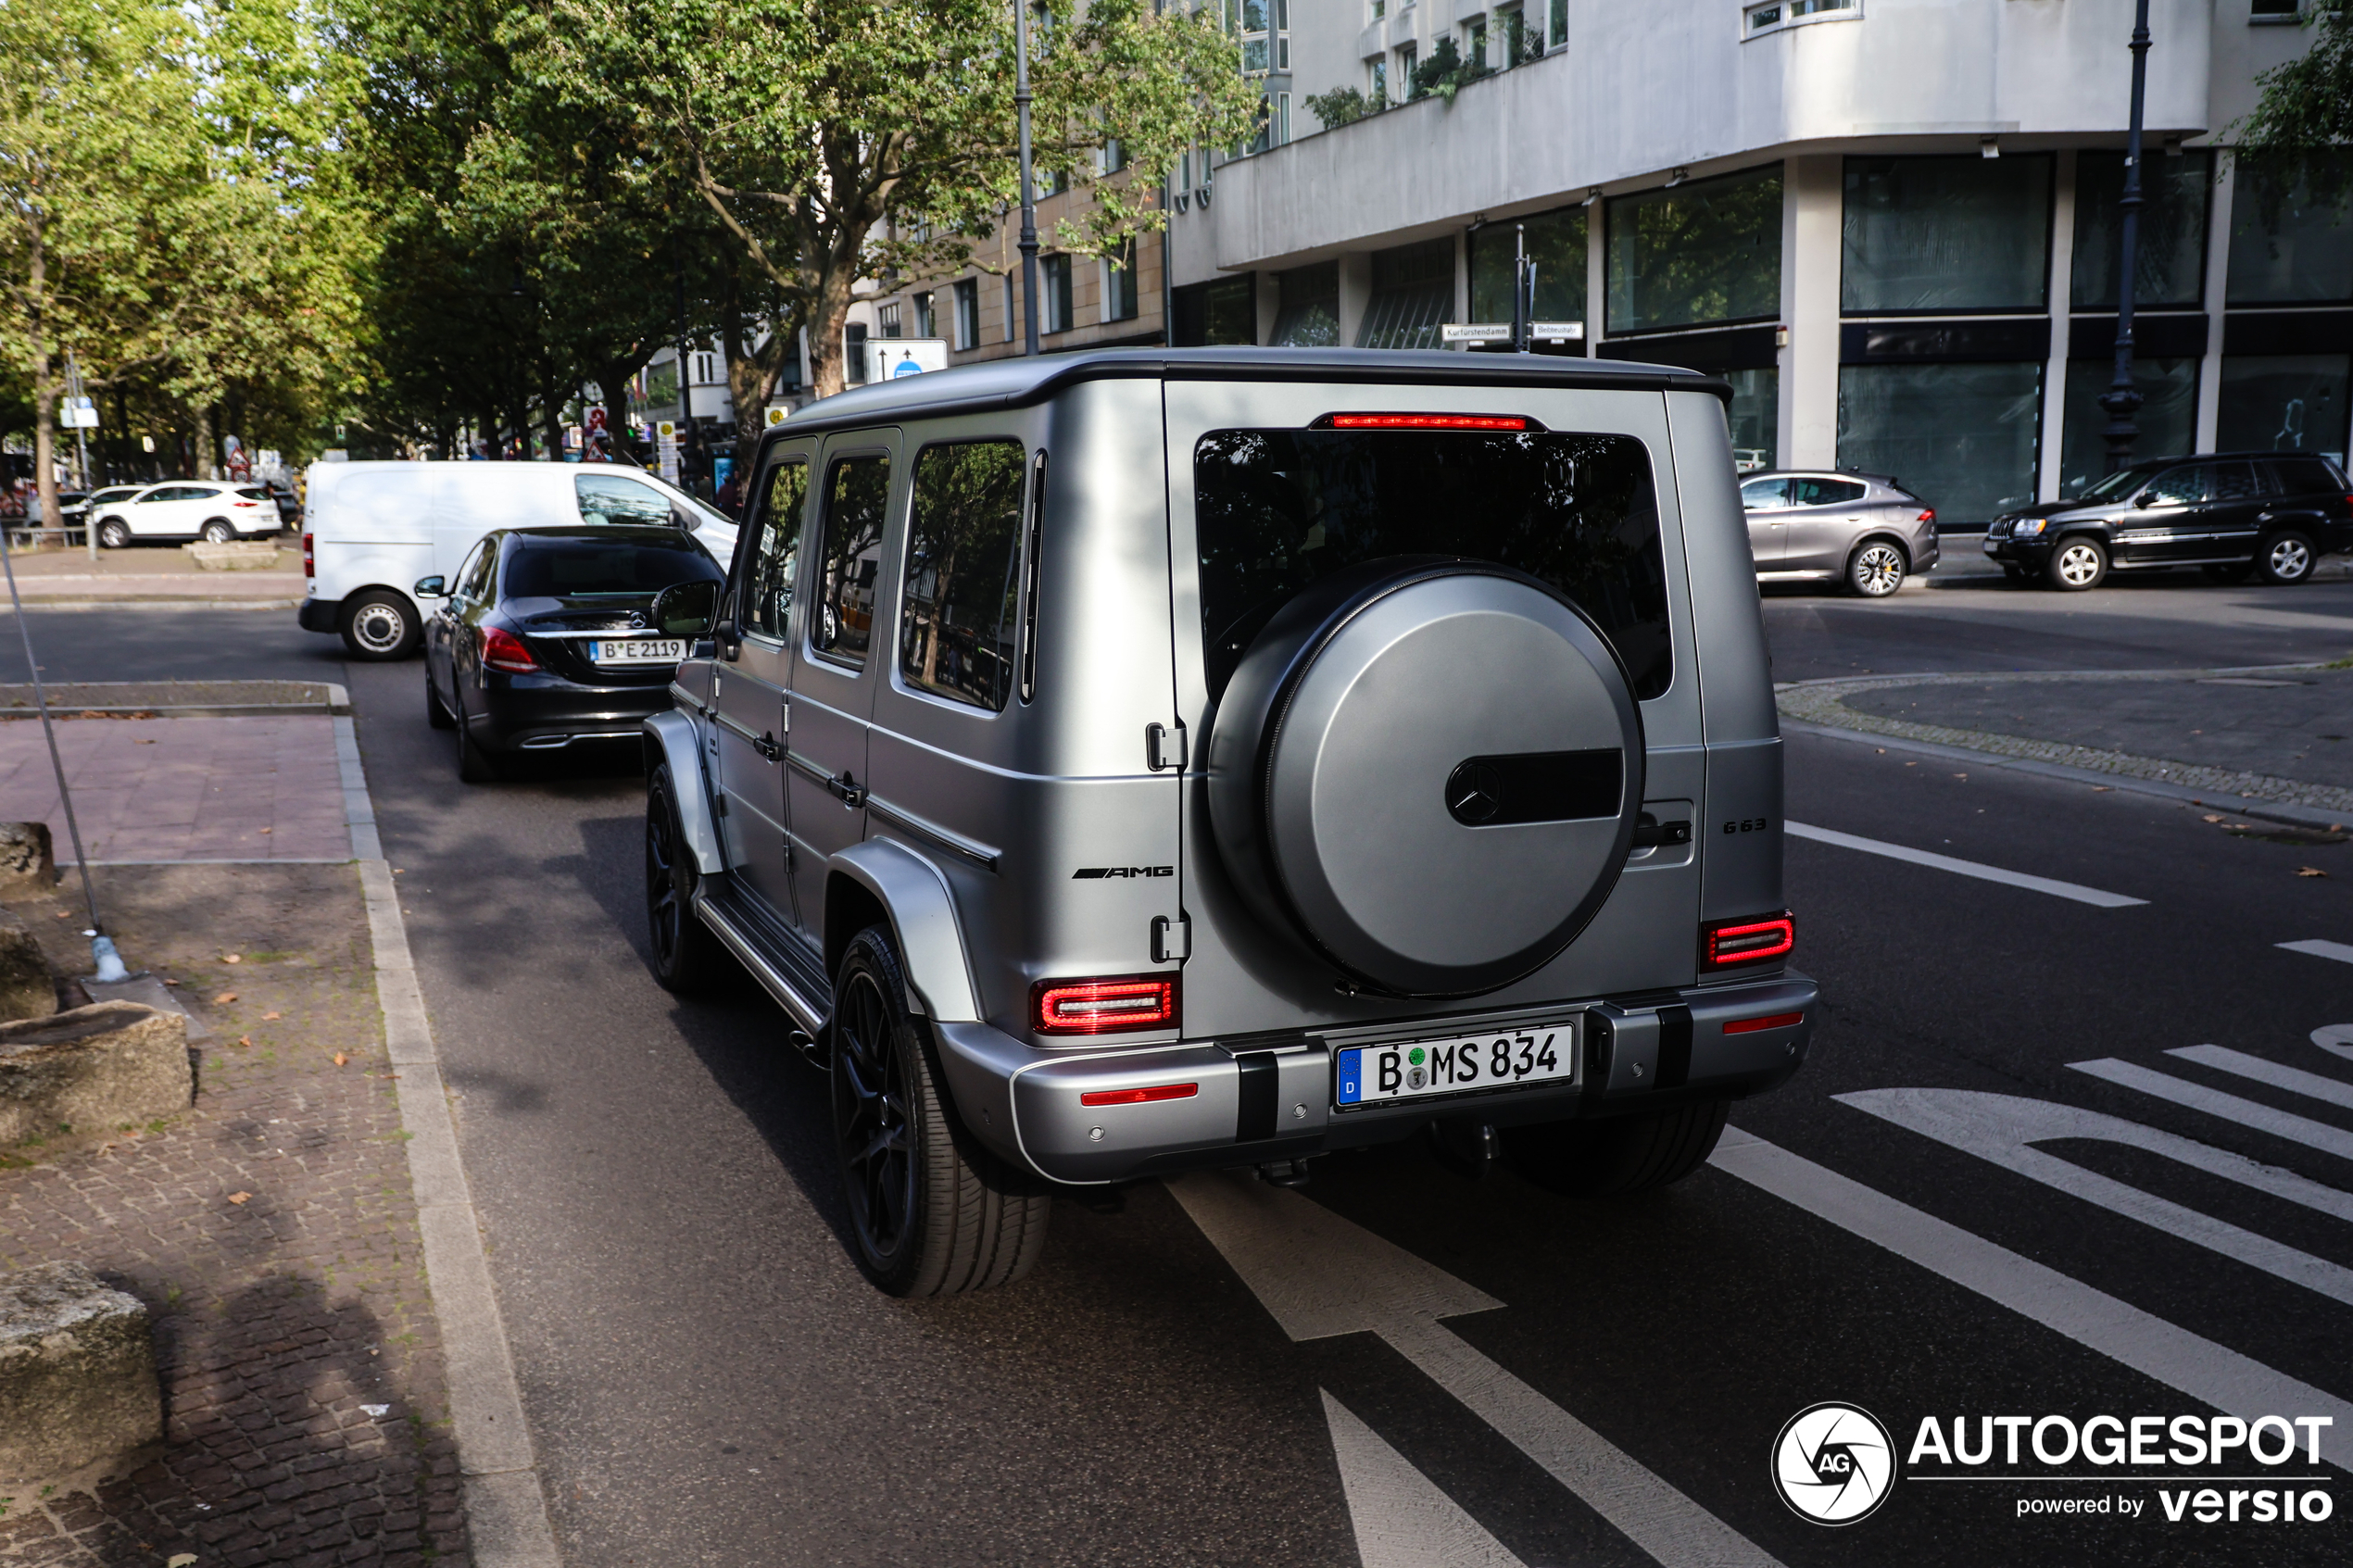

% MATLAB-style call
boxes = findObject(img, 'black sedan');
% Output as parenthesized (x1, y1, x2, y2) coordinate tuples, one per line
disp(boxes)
(420, 526, 723, 782)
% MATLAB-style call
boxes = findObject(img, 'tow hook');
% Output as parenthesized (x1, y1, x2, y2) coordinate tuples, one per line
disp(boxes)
(1429, 1119, 1500, 1180)
(1256, 1158, 1313, 1188)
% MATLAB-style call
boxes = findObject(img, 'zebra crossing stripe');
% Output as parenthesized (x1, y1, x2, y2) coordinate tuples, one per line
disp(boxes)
(2069, 1058, 2353, 1162)
(1709, 1127, 2353, 1466)
(2280, 939, 2353, 966)
(2171, 1045, 2353, 1111)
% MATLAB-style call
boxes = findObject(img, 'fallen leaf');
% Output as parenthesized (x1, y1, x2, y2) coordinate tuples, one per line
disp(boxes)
(2091, 786, 2112, 792)
(2298, 867, 2329, 878)
(213, 992, 236, 1005)
(163, 977, 180, 985)
(169, 1555, 197, 1568)
(1953, 773, 1968, 780)
(258, 827, 271, 834)
(227, 1192, 250, 1206)
(261, 1010, 280, 1021)
(332, 1052, 347, 1066)
(235, 1035, 252, 1047)
(221, 954, 241, 964)
(133, 737, 156, 745)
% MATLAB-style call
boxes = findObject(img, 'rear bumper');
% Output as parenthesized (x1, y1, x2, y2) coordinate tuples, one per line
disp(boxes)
(297, 596, 341, 633)
(472, 673, 677, 751)
(935, 972, 1818, 1184)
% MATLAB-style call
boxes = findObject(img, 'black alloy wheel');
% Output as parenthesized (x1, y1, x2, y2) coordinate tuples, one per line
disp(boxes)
(644, 765, 723, 990)
(829, 926, 1050, 1297)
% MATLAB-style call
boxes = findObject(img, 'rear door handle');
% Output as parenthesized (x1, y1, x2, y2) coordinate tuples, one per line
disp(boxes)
(756, 733, 780, 762)
(826, 770, 866, 809)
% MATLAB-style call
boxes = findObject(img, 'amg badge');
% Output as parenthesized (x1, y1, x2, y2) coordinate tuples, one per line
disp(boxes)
(1072, 866, 1175, 880)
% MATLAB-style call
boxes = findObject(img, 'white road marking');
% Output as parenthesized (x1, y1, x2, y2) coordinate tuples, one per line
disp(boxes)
(2317, 1024, 2353, 1063)
(1837, 1088, 2353, 1304)
(2281, 939, 2353, 966)
(1167, 1173, 1782, 1568)
(1322, 1391, 1528, 1568)
(1708, 1128, 2353, 1468)
(2068, 1059, 2353, 1162)
(2170, 1045, 2353, 1112)
(1783, 821, 2147, 908)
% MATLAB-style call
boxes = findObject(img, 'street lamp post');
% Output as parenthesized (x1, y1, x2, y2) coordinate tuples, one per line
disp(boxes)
(1014, 0, 1041, 358)
(2097, 0, 2153, 473)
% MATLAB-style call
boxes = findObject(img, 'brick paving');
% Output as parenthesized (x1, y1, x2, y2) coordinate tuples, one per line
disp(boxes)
(0, 863, 470, 1568)
(0, 719, 347, 864)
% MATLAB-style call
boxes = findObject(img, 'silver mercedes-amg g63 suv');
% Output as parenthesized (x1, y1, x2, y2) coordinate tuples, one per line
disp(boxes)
(639, 348, 1815, 1297)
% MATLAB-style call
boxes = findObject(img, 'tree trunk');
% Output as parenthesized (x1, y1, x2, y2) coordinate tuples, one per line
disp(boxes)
(193, 404, 218, 481)
(805, 262, 859, 400)
(540, 370, 563, 460)
(27, 216, 61, 532)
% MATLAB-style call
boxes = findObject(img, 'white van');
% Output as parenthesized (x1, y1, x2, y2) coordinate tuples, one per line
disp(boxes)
(298, 461, 738, 659)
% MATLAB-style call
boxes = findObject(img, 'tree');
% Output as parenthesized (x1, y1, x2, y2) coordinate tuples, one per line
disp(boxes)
(2236, 2, 2352, 212)
(504, 0, 1259, 402)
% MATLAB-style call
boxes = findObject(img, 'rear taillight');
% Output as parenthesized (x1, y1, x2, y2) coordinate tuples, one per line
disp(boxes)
(1079, 1082, 1198, 1107)
(1916, 508, 1935, 525)
(1032, 975, 1179, 1035)
(479, 625, 539, 673)
(1702, 912, 1794, 970)
(233, 500, 258, 508)
(301, 532, 314, 577)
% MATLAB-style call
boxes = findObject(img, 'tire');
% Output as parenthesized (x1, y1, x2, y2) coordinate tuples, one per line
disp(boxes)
(1502, 1098, 1731, 1198)
(1845, 539, 1907, 598)
(2045, 536, 2107, 592)
(644, 764, 725, 991)
(450, 691, 498, 783)
(341, 590, 421, 660)
(2202, 561, 2255, 585)
(199, 520, 233, 543)
(425, 672, 456, 730)
(97, 519, 129, 549)
(831, 926, 1050, 1296)
(2256, 531, 2316, 585)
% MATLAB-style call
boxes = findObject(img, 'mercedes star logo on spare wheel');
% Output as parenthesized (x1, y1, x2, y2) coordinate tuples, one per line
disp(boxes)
(1772, 1402, 1895, 1524)
(1445, 759, 1504, 825)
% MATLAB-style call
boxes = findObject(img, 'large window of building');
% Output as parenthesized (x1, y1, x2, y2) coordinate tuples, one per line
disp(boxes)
(1356, 238, 1455, 349)
(1843, 156, 2054, 314)
(1270, 261, 1339, 346)
(952, 279, 981, 352)
(2056, 358, 2199, 497)
(1724, 370, 1778, 472)
(2226, 154, 2353, 305)
(2071, 151, 2213, 311)
(1103, 242, 1139, 323)
(2219, 355, 2350, 461)
(1605, 165, 1781, 335)
(1469, 207, 1586, 328)
(1041, 254, 1074, 334)
(1838, 361, 2043, 524)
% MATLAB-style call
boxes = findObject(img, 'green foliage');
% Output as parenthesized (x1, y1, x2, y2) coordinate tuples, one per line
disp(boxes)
(2236, 3, 2353, 211)
(1305, 87, 1377, 131)
(1408, 37, 1490, 105)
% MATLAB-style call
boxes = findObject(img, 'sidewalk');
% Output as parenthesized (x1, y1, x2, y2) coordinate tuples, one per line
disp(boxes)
(2, 542, 305, 605)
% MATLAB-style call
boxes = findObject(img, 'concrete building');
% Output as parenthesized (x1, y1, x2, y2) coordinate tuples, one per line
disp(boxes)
(870, 0, 2347, 526)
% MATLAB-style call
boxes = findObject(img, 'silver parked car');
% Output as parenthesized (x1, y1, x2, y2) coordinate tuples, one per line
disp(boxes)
(1738, 470, 1939, 596)
(640, 348, 1817, 1296)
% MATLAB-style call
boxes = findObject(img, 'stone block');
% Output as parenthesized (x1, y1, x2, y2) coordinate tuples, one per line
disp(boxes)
(0, 822, 54, 899)
(183, 542, 283, 571)
(0, 1261, 161, 1490)
(0, 908, 57, 1022)
(0, 1003, 190, 1148)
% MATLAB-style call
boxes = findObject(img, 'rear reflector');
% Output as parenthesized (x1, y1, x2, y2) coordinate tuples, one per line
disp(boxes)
(1079, 1082, 1199, 1107)
(1032, 975, 1179, 1035)
(1702, 912, 1795, 969)
(1723, 1010, 1805, 1035)
(1319, 413, 1531, 432)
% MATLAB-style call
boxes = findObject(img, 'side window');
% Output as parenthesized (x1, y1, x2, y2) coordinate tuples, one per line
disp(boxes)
(2208, 461, 2263, 501)
(741, 460, 809, 640)
(2143, 466, 2207, 506)
(458, 539, 498, 601)
(812, 454, 891, 666)
(2266, 456, 2335, 497)
(899, 442, 1026, 711)
(576, 473, 673, 526)
(1739, 477, 1790, 511)
(1791, 477, 1867, 507)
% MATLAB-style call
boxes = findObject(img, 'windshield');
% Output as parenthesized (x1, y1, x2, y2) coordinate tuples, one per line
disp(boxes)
(1192, 427, 1669, 700)
(2075, 464, 2162, 505)
(502, 537, 722, 599)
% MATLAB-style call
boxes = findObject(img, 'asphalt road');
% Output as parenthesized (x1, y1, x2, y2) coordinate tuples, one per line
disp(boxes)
(26, 583, 2353, 1566)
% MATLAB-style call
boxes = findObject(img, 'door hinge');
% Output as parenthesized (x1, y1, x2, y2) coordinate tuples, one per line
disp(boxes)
(1146, 721, 1188, 772)
(1151, 913, 1191, 963)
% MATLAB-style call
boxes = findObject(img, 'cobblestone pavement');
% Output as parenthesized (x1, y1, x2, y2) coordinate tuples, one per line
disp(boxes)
(0, 864, 470, 1568)
(0, 718, 348, 864)
(1778, 664, 2353, 818)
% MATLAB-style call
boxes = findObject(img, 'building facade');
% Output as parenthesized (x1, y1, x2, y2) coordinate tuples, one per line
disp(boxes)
(865, 0, 2347, 526)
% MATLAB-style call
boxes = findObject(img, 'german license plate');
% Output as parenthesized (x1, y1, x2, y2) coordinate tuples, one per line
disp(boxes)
(590, 638, 686, 665)
(1334, 1021, 1578, 1108)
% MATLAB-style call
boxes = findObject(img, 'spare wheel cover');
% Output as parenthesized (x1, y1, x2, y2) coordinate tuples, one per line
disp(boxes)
(1224, 561, 1643, 997)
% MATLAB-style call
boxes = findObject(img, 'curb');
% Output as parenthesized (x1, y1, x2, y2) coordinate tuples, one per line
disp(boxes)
(5, 597, 305, 610)
(0, 681, 350, 719)
(333, 713, 563, 1567)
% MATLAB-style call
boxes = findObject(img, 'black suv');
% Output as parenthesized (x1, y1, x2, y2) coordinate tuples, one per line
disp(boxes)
(1983, 451, 2353, 591)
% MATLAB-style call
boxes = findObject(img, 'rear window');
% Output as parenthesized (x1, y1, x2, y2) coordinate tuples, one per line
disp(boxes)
(1192, 427, 1670, 700)
(501, 538, 721, 598)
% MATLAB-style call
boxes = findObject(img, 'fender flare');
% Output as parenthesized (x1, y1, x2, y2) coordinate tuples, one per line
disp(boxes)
(830, 838, 981, 1022)
(641, 709, 724, 875)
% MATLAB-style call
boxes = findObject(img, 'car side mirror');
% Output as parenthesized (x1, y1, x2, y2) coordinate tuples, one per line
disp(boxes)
(413, 575, 447, 599)
(2133, 492, 2154, 508)
(650, 579, 719, 636)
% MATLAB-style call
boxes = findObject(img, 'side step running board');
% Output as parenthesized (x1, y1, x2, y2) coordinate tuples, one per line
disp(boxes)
(692, 889, 829, 1036)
